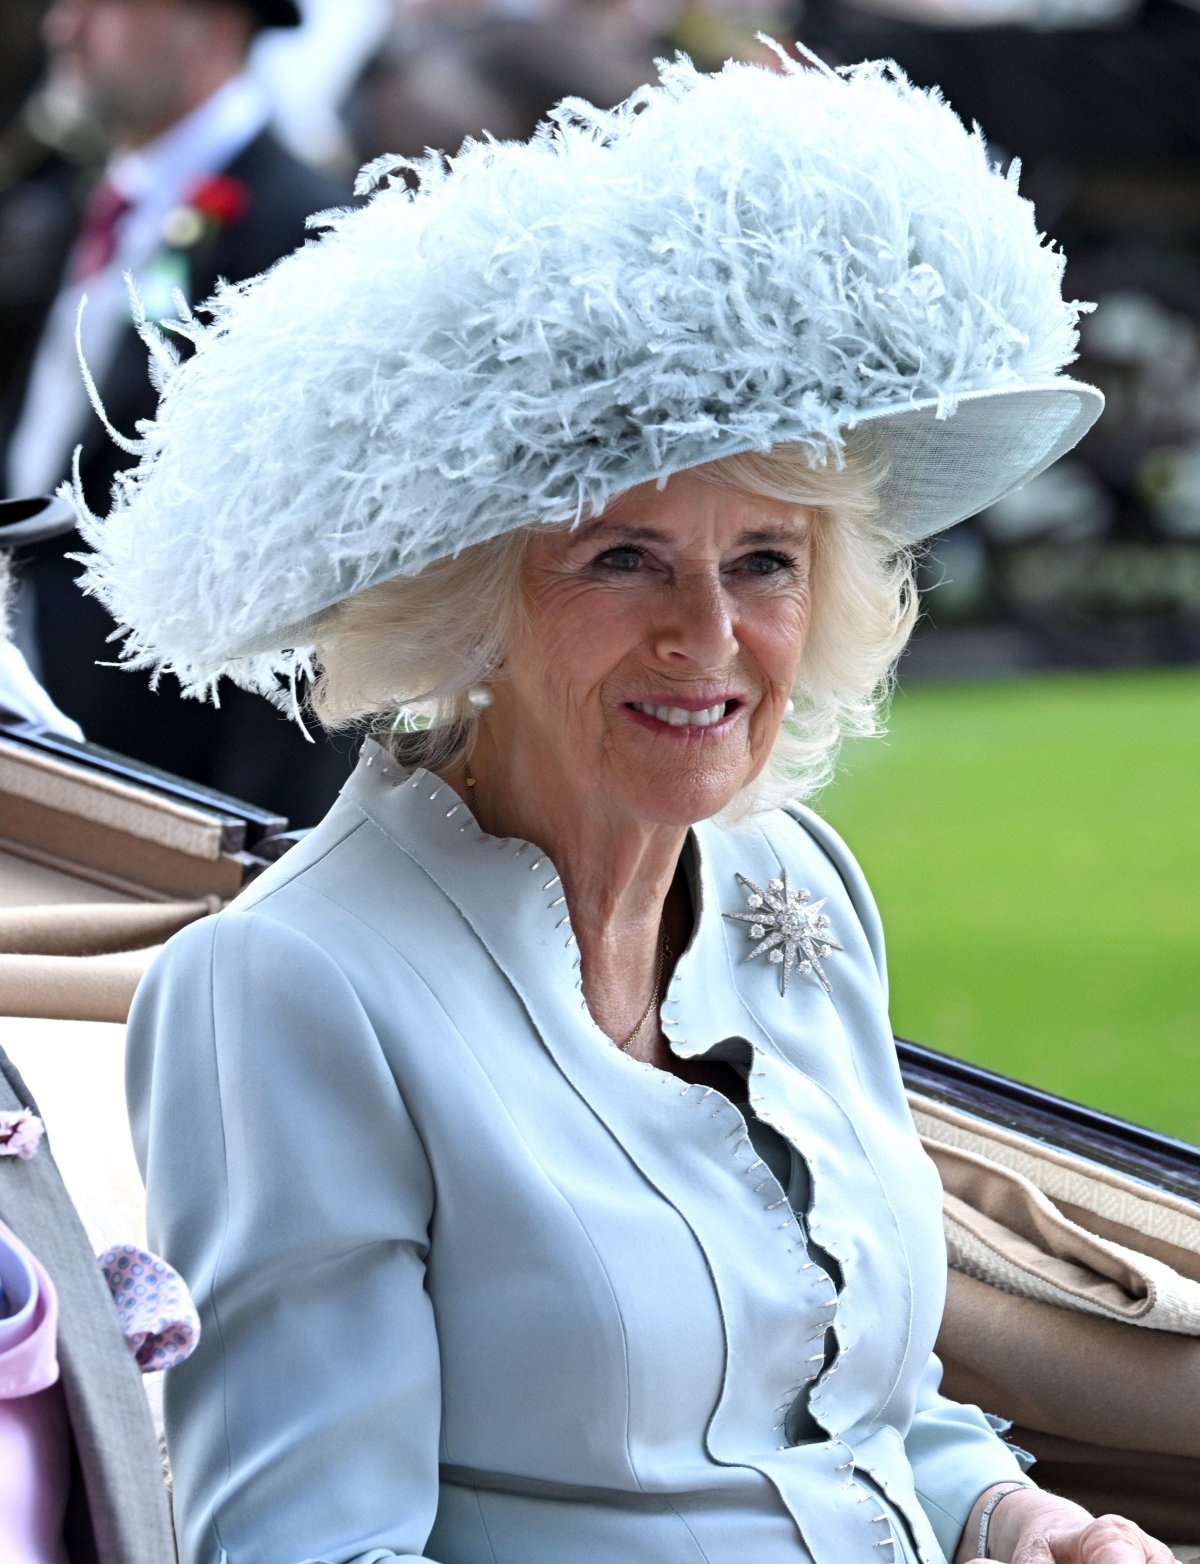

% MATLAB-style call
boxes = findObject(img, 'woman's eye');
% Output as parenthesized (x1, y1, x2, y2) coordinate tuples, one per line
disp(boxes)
(593, 546, 646, 572)
(740, 550, 794, 577)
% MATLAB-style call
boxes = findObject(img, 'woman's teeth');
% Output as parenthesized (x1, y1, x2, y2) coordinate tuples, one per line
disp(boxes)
(631, 701, 729, 728)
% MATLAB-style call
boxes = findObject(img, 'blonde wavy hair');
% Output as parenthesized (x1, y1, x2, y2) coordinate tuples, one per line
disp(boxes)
(312, 436, 919, 816)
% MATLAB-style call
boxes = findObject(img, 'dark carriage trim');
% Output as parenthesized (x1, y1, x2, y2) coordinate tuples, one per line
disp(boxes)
(13, 731, 288, 854)
(899, 1037, 1200, 1205)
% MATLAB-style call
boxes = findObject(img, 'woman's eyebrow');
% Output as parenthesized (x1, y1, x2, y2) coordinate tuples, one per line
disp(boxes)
(570, 521, 809, 548)
(570, 520, 665, 546)
(737, 525, 809, 546)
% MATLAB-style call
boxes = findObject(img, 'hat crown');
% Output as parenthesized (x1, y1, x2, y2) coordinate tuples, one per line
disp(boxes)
(70, 52, 1098, 700)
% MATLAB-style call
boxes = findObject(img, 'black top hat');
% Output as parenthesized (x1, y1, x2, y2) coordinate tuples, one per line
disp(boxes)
(0, 496, 77, 547)
(236, 0, 303, 28)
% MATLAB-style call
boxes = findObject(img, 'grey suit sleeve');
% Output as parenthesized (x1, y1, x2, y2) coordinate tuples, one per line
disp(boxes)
(127, 910, 447, 1564)
(1, 1052, 177, 1564)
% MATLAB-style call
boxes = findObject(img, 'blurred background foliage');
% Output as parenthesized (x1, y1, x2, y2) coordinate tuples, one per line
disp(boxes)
(819, 669, 1200, 1142)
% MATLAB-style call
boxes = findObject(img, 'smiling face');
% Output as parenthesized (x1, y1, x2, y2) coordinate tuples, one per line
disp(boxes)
(481, 467, 815, 832)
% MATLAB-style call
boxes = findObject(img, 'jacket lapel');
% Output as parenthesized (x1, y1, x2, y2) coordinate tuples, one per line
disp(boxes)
(343, 757, 921, 1562)
(344, 753, 960, 1563)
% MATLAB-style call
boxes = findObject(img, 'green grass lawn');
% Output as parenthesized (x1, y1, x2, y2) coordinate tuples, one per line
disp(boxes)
(815, 668, 1200, 1144)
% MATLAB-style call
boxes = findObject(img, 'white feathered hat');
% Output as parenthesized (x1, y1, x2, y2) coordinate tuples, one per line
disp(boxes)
(71, 48, 1102, 701)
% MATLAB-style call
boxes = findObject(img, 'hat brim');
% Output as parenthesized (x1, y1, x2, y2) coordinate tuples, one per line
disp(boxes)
(852, 378, 1104, 541)
(230, 378, 1103, 665)
(0, 495, 79, 547)
(627, 378, 1104, 546)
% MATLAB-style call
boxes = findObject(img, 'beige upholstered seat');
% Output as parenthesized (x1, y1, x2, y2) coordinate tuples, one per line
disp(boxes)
(917, 1095, 1200, 1542)
(0, 734, 277, 1021)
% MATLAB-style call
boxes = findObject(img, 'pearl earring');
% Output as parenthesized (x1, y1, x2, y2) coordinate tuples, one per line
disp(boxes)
(785, 698, 795, 717)
(467, 686, 493, 709)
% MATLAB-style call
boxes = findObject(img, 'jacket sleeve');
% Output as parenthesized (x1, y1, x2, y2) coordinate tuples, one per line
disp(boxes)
(905, 1352, 1030, 1560)
(126, 908, 446, 1564)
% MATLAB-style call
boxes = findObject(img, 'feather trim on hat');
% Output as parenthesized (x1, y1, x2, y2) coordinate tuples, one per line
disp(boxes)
(68, 51, 1094, 702)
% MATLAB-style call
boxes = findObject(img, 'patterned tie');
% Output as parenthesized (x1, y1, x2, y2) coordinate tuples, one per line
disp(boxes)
(72, 178, 133, 281)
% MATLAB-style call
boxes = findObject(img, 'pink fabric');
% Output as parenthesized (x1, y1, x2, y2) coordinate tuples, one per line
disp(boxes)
(0, 1220, 71, 1564)
(99, 1244, 200, 1371)
(0, 1109, 45, 1160)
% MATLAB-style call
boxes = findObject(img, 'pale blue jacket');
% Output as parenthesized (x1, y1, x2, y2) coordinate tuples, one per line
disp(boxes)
(127, 747, 1027, 1564)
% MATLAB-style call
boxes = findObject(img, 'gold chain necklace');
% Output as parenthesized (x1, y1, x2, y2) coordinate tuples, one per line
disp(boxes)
(617, 927, 669, 1053)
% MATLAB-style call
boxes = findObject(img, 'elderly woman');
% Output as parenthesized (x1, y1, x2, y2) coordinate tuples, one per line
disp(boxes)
(72, 46, 1173, 1564)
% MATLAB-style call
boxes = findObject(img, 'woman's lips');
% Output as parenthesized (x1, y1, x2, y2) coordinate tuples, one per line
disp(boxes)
(624, 697, 742, 731)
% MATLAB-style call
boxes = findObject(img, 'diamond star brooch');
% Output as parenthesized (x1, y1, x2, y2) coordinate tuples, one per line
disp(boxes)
(724, 871, 843, 996)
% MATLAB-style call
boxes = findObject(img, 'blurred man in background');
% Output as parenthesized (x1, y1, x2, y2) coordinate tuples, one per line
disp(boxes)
(350, 1, 792, 167)
(0, 0, 354, 825)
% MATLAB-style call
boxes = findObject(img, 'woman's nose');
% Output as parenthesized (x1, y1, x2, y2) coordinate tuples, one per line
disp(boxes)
(651, 569, 738, 667)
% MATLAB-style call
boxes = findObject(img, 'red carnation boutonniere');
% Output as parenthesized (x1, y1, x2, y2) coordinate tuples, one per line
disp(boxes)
(162, 174, 251, 250)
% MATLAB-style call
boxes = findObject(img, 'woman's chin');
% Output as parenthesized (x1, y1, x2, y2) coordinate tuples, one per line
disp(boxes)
(607, 762, 756, 829)
(598, 720, 773, 826)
